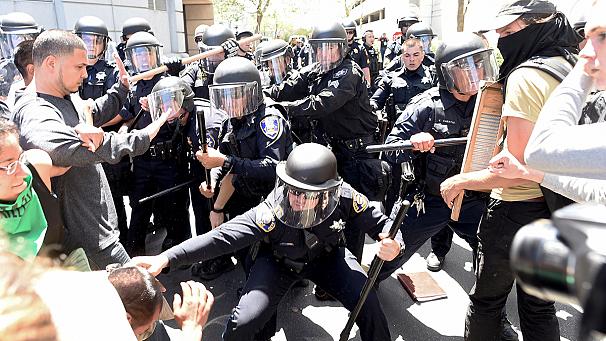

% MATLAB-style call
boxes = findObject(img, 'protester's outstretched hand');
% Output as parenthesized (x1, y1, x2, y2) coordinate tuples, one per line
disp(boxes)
(114, 52, 130, 90)
(173, 281, 214, 340)
(489, 149, 544, 182)
(129, 255, 169, 276)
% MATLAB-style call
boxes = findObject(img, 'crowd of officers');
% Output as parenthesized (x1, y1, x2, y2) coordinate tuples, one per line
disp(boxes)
(0, 0, 602, 339)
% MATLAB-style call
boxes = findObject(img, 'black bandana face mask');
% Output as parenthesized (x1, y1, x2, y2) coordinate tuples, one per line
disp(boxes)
(496, 12, 581, 81)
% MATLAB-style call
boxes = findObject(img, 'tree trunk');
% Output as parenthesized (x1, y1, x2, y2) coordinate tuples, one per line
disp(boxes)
(457, 0, 466, 32)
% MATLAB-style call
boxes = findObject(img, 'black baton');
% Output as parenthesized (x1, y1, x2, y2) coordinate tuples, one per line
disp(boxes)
(127, 109, 145, 133)
(339, 200, 411, 341)
(138, 180, 195, 203)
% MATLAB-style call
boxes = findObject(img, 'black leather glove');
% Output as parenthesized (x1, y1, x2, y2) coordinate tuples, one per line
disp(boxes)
(165, 57, 184, 76)
(221, 38, 240, 59)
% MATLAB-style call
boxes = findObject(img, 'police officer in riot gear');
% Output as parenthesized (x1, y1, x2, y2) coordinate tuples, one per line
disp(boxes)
(120, 33, 191, 255)
(132, 143, 404, 341)
(0, 12, 41, 60)
(268, 22, 390, 279)
(0, 12, 41, 102)
(236, 29, 255, 61)
(193, 24, 209, 46)
(75, 16, 118, 100)
(371, 37, 436, 214)
(405, 22, 437, 67)
(362, 29, 380, 93)
(371, 37, 436, 129)
(194, 56, 293, 280)
(378, 32, 501, 281)
(116, 17, 153, 62)
(342, 19, 371, 86)
(181, 23, 238, 99)
(258, 39, 316, 144)
(384, 11, 419, 66)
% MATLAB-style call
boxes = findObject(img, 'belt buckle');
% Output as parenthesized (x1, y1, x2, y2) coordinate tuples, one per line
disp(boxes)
(149, 146, 157, 157)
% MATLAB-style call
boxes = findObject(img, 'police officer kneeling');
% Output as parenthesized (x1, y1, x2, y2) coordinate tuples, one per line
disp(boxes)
(132, 143, 404, 341)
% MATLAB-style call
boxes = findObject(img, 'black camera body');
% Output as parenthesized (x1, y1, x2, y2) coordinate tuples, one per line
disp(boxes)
(511, 203, 606, 341)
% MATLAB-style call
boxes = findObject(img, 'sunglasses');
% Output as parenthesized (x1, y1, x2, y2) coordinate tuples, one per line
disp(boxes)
(288, 188, 318, 200)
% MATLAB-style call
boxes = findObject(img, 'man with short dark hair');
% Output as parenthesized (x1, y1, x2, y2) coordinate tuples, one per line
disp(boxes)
(13, 40, 34, 86)
(10, 30, 170, 268)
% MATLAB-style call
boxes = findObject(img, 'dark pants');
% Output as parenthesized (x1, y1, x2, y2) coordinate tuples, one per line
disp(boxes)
(102, 160, 130, 245)
(223, 248, 391, 341)
(379, 193, 485, 281)
(431, 227, 454, 258)
(189, 161, 212, 236)
(128, 157, 191, 255)
(333, 139, 384, 262)
(465, 199, 560, 341)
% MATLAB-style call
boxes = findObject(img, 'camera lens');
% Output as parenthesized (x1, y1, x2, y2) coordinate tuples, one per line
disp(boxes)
(510, 219, 578, 305)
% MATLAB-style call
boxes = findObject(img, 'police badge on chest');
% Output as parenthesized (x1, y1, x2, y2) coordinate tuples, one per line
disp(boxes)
(329, 219, 345, 231)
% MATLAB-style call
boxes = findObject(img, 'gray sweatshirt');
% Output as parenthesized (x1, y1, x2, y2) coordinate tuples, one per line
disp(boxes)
(525, 65, 606, 204)
(11, 83, 150, 257)
(525, 66, 606, 180)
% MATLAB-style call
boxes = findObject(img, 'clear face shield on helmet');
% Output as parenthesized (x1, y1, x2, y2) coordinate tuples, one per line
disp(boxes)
(260, 54, 291, 86)
(146, 87, 184, 122)
(209, 82, 259, 119)
(0, 32, 36, 60)
(77, 33, 107, 63)
(199, 45, 225, 74)
(440, 49, 499, 95)
(309, 41, 347, 74)
(418, 36, 433, 54)
(125, 45, 160, 74)
(0, 59, 22, 97)
(273, 174, 342, 229)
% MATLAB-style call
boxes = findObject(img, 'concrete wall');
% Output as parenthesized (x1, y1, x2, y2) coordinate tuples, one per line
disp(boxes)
(183, 0, 214, 56)
(0, 0, 188, 55)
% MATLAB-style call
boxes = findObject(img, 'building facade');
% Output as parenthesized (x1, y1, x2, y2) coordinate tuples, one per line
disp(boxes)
(0, 0, 214, 56)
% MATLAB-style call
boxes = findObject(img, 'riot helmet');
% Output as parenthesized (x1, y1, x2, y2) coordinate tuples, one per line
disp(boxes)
(74, 16, 110, 63)
(405, 22, 436, 54)
(435, 32, 499, 95)
(341, 19, 357, 42)
(397, 11, 420, 34)
(0, 12, 41, 60)
(124, 32, 162, 75)
(199, 24, 236, 74)
(121, 17, 153, 40)
(573, 13, 587, 37)
(308, 22, 348, 74)
(194, 24, 209, 45)
(147, 76, 195, 122)
(236, 29, 255, 54)
(209, 56, 262, 119)
(274, 143, 343, 229)
(258, 39, 293, 86)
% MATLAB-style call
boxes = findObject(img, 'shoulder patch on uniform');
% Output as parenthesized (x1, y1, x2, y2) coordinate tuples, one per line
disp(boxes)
(260, 115, 282, 140)
(328, 79, 340, 88)
(352, 190, 368, 214)
(334, 68, 348, 79)
(256, 205, 276, 233)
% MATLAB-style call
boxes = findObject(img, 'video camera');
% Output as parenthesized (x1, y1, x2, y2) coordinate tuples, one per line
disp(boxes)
(511, 203, 606, 341)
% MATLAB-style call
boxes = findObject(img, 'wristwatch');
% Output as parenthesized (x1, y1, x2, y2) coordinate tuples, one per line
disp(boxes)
(221, 155, 234, 174)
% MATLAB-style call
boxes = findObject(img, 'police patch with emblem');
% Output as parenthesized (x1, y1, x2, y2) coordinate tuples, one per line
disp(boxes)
(260, 116, 282, 140)
(352, 191, 368, 213)
(328, 79, 340, 88)
(256, 208, 276, 233)
(334, 69, 348, 78)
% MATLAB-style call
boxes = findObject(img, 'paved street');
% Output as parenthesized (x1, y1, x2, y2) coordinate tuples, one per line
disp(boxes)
(145, 213, 582, 341)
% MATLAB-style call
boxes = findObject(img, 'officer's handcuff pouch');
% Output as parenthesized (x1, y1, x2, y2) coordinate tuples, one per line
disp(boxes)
(425, 153, 457, 197)
(358, 158, 392, 202)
